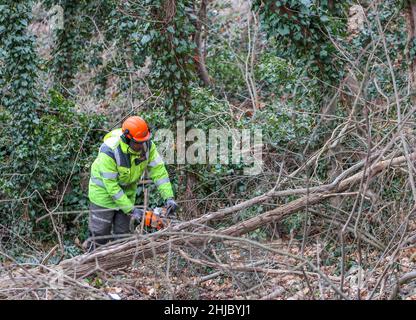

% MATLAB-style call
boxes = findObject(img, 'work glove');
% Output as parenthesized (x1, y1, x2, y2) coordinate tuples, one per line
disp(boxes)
(165, 198, 178, 217)
(131, 207, 144, 223)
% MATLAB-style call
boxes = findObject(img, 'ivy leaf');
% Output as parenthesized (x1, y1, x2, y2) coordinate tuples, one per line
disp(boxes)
(300, 0, 312, 7)
(140, 34, 151, 45)
(278, 25, 290, 36)
(320, 15, 329, 22)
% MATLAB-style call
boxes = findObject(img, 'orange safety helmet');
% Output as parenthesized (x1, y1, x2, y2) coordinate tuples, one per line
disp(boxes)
(121, 116, 151, 142)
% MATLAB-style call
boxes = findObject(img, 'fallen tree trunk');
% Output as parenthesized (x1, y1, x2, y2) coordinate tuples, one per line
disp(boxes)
(1, 151, 414, 292)
(57, 152, 416, 279)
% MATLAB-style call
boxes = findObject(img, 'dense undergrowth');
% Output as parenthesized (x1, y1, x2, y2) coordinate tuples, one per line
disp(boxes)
(0, 0, 415, 300)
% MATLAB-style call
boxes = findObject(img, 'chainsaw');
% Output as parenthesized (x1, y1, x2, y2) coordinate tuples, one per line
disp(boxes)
(134, 206, 180, 232)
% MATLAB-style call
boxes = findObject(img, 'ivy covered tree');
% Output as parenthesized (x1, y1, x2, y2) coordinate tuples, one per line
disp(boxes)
(0, 1, 41, 200)
(108, 0, 197, 117)
(0, 1, 106, 243)
(253, 0, 350, 83)
(47, 0, 115, 95)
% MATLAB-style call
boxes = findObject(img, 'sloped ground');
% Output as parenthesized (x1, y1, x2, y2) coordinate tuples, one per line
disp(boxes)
(83, 236, 416, 300)
(1, 222, 414, 300)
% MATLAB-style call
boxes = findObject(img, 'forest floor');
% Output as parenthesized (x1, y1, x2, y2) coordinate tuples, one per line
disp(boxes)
(83, 235, 416, 300)
(0, 228, 415, 300)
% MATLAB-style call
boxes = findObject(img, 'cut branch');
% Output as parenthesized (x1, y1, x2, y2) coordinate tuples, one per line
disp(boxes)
(2, 152, 414, 291)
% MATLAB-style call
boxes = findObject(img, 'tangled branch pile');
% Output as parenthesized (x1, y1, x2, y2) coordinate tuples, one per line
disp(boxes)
(1, 149, 415, 299)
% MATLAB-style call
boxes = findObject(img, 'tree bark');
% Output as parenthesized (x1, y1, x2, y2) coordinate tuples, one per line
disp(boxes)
(193, 0, 211, 86)
(407, 1, 416, 85)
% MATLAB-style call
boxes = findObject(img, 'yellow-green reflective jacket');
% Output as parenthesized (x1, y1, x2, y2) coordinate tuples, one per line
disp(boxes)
(88, 128, 173, 213)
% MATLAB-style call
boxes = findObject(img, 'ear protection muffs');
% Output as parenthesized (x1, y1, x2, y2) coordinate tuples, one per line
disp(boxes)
(121, 129, 131, 144)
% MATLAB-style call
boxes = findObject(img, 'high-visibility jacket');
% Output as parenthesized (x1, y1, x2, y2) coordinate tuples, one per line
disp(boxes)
(88, 128, 173, 214)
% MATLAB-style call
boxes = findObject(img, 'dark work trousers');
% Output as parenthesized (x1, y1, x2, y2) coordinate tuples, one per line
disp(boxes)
(86, 203, 131, 252)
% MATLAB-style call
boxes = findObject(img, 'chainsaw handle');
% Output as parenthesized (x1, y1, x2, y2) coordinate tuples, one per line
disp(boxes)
(164, 199, 178, 218)
(165, 206, 175, 218)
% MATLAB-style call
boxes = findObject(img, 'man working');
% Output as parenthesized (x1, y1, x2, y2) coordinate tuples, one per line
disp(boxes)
(86, 116, 177, 251)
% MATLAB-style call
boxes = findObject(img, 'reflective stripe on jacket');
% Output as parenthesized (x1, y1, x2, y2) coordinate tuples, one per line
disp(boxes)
(88, 128, 174, 213)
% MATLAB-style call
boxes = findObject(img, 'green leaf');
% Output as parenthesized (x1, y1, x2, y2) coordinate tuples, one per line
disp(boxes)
(278, 25, 290, 36)
(140, 34, 151, 45)
(320, 15, 329, 22)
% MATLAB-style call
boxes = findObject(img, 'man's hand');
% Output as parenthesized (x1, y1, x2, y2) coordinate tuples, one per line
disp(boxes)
(131, 208, 144, 222)
(165, 198, 178, 217)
